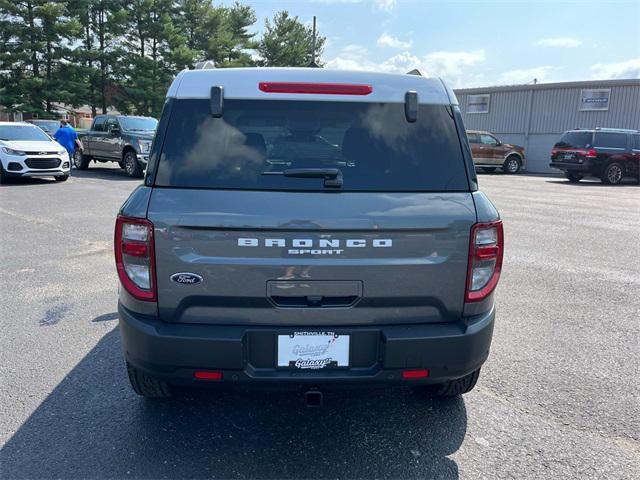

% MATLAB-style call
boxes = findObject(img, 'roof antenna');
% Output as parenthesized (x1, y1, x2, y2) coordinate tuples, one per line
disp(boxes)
(308, 16, 320, 68)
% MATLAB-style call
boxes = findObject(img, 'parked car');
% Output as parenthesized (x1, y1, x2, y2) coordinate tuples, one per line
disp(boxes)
(550, 128, 640, 185)
(26, 119, 60, 137)
(0, 122, 70, 183)
(116, 68, 503, 402)
(466, 130, 526, 174)
(75, 115, 158, 178)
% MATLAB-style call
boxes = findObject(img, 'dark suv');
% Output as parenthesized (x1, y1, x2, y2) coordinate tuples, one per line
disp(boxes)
(115, 68, 503, 402)
(550, 128, 640, 184)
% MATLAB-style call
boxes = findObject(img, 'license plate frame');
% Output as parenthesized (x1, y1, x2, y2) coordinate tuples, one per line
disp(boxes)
(277, 331, 350, 370)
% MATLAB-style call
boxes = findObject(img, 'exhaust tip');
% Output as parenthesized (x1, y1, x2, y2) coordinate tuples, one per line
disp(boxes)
(304, 389, 323, 408)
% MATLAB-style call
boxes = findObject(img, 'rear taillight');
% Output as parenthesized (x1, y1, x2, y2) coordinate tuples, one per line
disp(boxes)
(466, 220, 504, 302)
(585, 148, 597, 158)
(114, 215, 156, 301)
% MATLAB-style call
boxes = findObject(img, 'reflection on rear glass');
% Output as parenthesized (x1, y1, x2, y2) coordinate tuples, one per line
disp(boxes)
(156, 99, 468, 192)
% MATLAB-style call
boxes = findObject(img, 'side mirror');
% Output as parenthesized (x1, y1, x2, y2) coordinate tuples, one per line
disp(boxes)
(495, 140, 502, 146)
(110, 127, 120, 136)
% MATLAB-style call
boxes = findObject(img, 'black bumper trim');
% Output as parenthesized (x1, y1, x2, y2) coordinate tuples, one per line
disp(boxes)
(118, 302, 495, 385)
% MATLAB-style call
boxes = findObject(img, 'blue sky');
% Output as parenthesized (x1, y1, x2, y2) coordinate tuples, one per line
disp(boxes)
(220, 0, 640, 88)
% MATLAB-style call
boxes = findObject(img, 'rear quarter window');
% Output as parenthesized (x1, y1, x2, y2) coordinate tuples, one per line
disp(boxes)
(154, 99, 469, 192)
(594, 132, 628, 149)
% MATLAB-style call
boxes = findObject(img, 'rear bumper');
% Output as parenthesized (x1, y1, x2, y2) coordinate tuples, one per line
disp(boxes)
(549, 161, 590, 172)
(119, 303, 495, 386)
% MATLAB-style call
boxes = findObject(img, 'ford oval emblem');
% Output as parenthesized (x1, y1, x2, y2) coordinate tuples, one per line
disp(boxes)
(170, 272, 203, 285)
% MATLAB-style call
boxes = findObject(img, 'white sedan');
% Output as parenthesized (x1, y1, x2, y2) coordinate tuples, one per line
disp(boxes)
(0, 122, 71, 184)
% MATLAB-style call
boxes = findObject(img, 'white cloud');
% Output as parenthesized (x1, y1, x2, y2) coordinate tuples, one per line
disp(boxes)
(377, 33, 413, 49)
(591, 58, 640, 79)
(326, 46, 486, 86)
(422, 50, 486, 79)
(374, 0, 396, 11)
(497, 66, 555, 84)
(537, 37, 582, 48)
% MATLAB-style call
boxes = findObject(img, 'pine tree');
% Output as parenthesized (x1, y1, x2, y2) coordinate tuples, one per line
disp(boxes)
(257, 11, 325, 67)
(0, 0, 81, 116)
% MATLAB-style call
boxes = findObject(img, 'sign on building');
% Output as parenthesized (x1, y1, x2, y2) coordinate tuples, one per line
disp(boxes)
(579, 89, 610, 111)
(467, 94, 490, 114)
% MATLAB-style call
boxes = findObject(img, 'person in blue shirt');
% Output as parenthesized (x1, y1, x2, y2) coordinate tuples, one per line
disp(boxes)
(53, 120, 83, 174)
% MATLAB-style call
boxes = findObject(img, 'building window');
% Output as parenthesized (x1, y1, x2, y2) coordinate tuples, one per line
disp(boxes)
(467, 94, 490, 114)
(579, 89, 610, 111)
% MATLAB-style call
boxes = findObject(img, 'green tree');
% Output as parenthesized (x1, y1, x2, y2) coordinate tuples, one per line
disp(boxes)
(198, 2, 257, 67)
(0, 0, 82, 116)
(257, 11, 325, 67)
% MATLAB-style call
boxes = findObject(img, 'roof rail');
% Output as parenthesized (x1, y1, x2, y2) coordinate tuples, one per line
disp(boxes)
(594, 127, 638, 133)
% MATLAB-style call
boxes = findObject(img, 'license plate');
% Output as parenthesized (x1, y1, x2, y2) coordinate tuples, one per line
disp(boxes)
(277, 332, 349, 369)
(563, 153, 574, 160)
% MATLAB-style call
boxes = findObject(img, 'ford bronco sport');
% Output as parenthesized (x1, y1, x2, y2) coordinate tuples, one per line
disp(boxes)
(116, 68, 503, 400)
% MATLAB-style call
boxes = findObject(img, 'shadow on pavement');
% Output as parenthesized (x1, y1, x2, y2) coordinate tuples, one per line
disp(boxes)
(71, 166, 142, 181)
(1, 328, 467, 479)
(545, 179, 639, 187)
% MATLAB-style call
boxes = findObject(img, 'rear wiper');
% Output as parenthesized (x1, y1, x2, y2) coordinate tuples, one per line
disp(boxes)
(265, 167, 343, 188)
(284, 168, 343, 188)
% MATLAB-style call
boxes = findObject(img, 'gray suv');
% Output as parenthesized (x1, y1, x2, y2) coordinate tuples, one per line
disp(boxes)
(115, 68, 503, 402)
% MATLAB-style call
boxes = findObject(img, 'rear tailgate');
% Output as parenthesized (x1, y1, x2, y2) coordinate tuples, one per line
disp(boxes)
(149, 189, 475, 326)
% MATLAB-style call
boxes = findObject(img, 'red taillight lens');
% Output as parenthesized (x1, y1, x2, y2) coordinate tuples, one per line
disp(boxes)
(585, 148, 597, 158)
(258, 82, 372, 95)
(465, 220, 504, 302)
(114, 215, 156, 301)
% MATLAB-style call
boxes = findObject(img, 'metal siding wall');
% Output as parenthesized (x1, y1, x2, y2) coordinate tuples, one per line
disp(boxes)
(530, 85, 640, 133)
(457, 81, 640, 172)
(457, 90, 529, 133)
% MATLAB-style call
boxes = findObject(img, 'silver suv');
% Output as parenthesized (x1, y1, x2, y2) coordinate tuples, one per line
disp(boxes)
(115, 68, 503, 403)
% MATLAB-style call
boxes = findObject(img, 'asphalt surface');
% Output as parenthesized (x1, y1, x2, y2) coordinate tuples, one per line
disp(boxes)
(1, 166, 639, 479)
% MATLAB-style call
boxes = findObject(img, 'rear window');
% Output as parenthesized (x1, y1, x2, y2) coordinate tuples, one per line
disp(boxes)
(594, 132, 627, 149)
(555, 131, 593, 149)
(155, 99, 469, 191)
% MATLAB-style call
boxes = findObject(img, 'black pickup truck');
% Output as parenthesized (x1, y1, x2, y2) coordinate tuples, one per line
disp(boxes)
(75, 115, 158, 177)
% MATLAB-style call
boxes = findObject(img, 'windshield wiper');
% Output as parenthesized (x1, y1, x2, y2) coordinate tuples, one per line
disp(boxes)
(265, 167, 343, 188)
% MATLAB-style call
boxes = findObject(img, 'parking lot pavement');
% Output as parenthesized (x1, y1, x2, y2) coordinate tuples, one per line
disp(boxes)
(1, 167, 638, 479)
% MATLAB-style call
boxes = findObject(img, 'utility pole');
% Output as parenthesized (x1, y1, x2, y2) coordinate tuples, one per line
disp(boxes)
(309, 16, 319, 68)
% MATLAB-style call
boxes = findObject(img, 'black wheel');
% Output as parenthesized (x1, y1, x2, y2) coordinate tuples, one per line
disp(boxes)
(414, 369, 481, 398)
(483, 167, 496, 173)
(602, 162, 624, 185)
(73, 150, 91, 170)
(54, 175, 69, 182)
(503, 155, 521, 174)
(565, 172, 584, 182)
(126, 362, 172, 398)
(123, 150, 143, 178)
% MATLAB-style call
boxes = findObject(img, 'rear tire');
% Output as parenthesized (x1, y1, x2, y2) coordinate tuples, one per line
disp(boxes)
(54, 175, 69, 182)
(565, 172, 583, 182)
(503, 155, 521, 174)
(414, 368, 481, 397)
(602, 162, 624, 185)
(127, 362, 172, 398)
(74, 151, 91, 170)
(123, 150, 143, 178)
